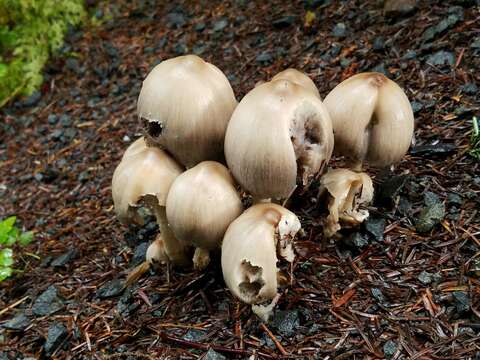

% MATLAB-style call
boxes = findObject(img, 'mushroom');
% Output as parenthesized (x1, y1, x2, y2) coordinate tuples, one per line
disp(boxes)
(319, 168, 374, 238)
(221, 203, 301, 319)
(112, 137, 190, 267)
(137, 54, 237, 168)
(224, 79, 334, 201)
(271, 68, 320, 99)
(166, 161, 243, 270)
(320, 73, 414, 236)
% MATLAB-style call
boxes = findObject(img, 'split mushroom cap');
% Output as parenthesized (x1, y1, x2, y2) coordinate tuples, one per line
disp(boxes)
(224, 79, 334, 199)
(166, 161, 243, 269)
(323, 72, 414, 168)
(112, 137, 190, 266)
(222, 203, 301, 305)
(137, 54, 238, 168)
(271, 68, 320, 99)
(319, 168, 374, 237)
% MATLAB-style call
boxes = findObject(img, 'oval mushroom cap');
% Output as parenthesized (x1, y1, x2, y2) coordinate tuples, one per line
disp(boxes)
(112, 137, 183, 223)
(221, 203, 301, 305)
(323, 72, 414, 167)
(224, 79, 334, 199)
(271, 68, 320, 99)
(166, 161, 243, 250)
(137, 54, 237, 168)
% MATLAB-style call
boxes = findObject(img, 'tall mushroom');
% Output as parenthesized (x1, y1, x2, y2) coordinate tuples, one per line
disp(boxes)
(137, 54, 237, 168)
(222, 203, 301, 320)
(112, 137, 190, 267)
(321, 72, 414, 236)
(166, 161, 243, 270)
(224, 79, 334, 201)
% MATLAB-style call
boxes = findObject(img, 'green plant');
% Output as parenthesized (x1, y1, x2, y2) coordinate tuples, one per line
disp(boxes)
(0, 216, 34, 281)
(470, 117, 480, 161)
(0, 0, 85, 107)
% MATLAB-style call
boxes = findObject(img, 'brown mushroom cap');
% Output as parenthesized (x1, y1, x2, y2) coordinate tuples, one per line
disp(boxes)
(323, 72, 414, 167)
(166, 161, 243, 251)
(137, 54, 237, 168)
(221, 203, 301, 305)
(271, 68, 320, 99)
(224, 79, 334, 199)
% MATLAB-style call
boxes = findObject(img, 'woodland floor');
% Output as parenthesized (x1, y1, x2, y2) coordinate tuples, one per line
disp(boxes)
(0, 0, 479, 359)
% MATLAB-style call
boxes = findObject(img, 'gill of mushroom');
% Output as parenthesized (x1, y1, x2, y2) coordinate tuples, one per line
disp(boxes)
(321, 72, 414, 237)
(166, 161, 243, 270)
(111, 137, 191, 285)
(137, 54, 237, 168)
(224, 79, 334, 203)
(221, 203, 301, 321)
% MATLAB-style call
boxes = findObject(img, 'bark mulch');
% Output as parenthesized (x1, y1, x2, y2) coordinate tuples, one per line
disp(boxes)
(0, 0, 479, 358)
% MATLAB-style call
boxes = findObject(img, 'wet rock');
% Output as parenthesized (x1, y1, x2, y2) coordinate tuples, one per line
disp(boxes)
(270, 310, 300, 337)
(43, 323, 68, 357)
(426, 51, 455, 67)
(332, 22, 347, 38)
(383, 340, 397, 359)
(2, 314, 30, 331)
(256, 52, 273, 65)
(364, 217, 386, 242)
(415, 192, 445, 233)
(453, 291, 470, 313)
(213, 18, 228, 32)
(22, 91, 42, 107)
(371, 288, 386, 303)
(166, 11, 186, 28)
(183, 329, 207, 341)
(32, 285, 64, 316)
(460, 83, 478, 95)
(130, 242, 148, 267)
(193, 44, 207, 55)
(272, 15, 295, 29)
(398, 197, 412, 216)
(48, 114, 58, 124)
(447, 193, 463, 206)
(51, 248, 78, 268)
(375, 174, 409, 206)
(346, 232, 369, 249)
(471, 37, 480, 49)
(422, 9, 463, 43)
(402, 50, 417, 60)
(304, 0, 328, 9)
(410, 101, 423, 113)
(418, 271, 433, 285)
(204, 349, 226, 360)
(384, 0, 417, 18)
(410, 143, 456, 157)
(96, 279, 124, 299)
(174, 43, 188, 55)
(372, 36, 385, 51)
(371, 63, 388, 76)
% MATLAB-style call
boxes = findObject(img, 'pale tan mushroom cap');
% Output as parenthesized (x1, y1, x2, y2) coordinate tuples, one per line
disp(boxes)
(166, 161, 243, 250)
(271, 69, 321, 99)
(224, 79, 334, 199)
(137, 54, 237, 168)
(323, 72, 414, 167)
(112, 137, 183, 223)
(221, 203, 301, 305)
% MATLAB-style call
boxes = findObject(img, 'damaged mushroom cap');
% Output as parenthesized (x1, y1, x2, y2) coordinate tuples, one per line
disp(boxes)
(319, 168, 374, 237)
(221, 203, 301, 305)
(137, 54, 238, 168)
(271, 68, 320, 99)
(224, 79, 334, 199)
(112, 137, 190, 266)
(166, 161, 243, 269)
(323, 72, 414, 168)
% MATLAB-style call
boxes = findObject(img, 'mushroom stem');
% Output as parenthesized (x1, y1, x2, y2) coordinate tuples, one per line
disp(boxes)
(193, 247, 210, 270)
(153, 205, 191, 267)
(349, 161, 363, 172)
(252, 196, 272, 204)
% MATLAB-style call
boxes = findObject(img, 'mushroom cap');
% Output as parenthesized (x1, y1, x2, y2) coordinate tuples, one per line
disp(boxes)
(137, 54, 238, 168)
(166, 161, 243, 250)
(112, 137, 183, 223)
(271, 68, 320, 99)
(323, 72, 414, 167)
(221, 203, 301, 305)
(224, 79, 334, 199)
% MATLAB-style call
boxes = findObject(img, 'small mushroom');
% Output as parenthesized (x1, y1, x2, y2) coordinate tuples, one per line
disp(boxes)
(323, 72, 414, 170)
(271, 68, 320, 99)
(319, 168, 374, 238)
(221, 203, 301, 318)
(112, 137, 190, 267)
(137, 54, 237, 168)
(166, 161, 243, 270)
(224, 79, 334, 200)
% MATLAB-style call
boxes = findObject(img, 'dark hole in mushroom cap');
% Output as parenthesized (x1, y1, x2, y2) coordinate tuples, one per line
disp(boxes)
(143, 118, 163, 138)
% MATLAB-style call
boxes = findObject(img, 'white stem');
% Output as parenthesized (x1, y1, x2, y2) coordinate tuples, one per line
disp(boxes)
(252, 196, 271, 205)
(193, 247, 210, 270)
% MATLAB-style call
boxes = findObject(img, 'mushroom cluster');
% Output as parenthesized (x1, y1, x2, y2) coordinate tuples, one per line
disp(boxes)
(111, 55, 414, 319)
